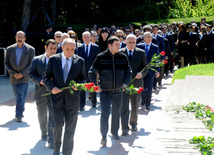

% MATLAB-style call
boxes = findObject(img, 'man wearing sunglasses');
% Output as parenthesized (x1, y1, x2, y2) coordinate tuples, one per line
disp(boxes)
(116, 29, 126, 49)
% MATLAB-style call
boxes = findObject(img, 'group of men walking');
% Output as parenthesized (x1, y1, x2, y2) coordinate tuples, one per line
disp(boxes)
(5, 26, 166, 154)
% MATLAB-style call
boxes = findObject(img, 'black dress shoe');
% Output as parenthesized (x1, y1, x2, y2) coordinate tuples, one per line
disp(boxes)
(48, 142, 54, 149)
(131, 125, 137, 131)
(16, 117, 22, 122)
(122, 129, 129, 136)
(41, 135, 47, 141)
(100, 136, 107, 146)
(79, 107, 85, 111)
(141, 102, 145, 106)
(112, 134, 120, 140)
(146, 107, 150, 111)
(92, 103, 96, 108)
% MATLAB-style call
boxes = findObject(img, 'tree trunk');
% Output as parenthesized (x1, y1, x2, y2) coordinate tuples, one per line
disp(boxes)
(51, 0, 57, 25)
(21, 0, 32, 32)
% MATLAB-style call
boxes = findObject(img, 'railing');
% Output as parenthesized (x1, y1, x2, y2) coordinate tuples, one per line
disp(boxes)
(0, 48, 7, 76)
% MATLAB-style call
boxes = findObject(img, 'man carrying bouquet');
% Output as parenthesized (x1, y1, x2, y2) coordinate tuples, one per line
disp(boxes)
(120, 34, 148, 134)
(89, 36, 132, 146)
(43, 38, 85, 155)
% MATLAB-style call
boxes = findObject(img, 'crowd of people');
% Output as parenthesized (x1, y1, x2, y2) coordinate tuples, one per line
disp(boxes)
(4, 17, 214, 155)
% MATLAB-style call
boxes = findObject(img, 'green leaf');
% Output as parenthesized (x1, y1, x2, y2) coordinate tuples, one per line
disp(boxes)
(69, 88, 74, 94)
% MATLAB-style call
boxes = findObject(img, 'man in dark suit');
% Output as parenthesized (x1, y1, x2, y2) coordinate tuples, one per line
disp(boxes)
(152, 24, 165, 89)
(78, 31, 100, 110)
(120, 34, 148, 134)
(207, 25, 214, 63)
(5, 31, 35, 122)
(56, 33, 70, 54)
(161, 25, 174, 76)
(28, 39, 57, 148)
(187, 25, 199, 65)
(43, 38, 85, 155)
(138, 32, 160, 110)
(54, 31, 62, 49)
(115, 29, 126, 49)
(136, 25, 158, 45)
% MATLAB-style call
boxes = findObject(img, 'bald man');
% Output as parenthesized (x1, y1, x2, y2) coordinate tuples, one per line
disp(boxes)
(5, 30, 35, 122)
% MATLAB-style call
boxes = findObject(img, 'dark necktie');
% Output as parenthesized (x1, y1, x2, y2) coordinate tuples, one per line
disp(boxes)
(85, 45, 89, 58)
(128, 50, 132, 61)
(145, 45, 149, 56)
(63, 58, 69, 83)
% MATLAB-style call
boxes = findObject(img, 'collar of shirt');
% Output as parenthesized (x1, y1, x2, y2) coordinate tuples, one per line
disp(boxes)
(84, 42, 92, 50)
(84, 42, 92, 56)
(152, 34, 157, 38)
(120, 41, 123, 48)
(145, 43, 151, 51)
(61, 52, 72, 71)
(44, 52, 49, 65)
(126, 47, 134, 56)
(16, 43, 25, 49)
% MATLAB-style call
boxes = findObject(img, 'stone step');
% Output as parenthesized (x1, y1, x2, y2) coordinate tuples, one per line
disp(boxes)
(181, 75, 214, 107)
(167, 79, 186, 110)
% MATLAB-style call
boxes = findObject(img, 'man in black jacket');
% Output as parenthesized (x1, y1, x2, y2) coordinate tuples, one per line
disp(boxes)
(89, 36, 132, 146)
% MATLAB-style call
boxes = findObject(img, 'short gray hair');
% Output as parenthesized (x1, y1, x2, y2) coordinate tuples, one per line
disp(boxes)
(143, 32, 152, 37)
(54, 31, 62, 36)
(82, 31, 91, 37)
(62, 38, 76, 48)
(126, 34, 136, 40)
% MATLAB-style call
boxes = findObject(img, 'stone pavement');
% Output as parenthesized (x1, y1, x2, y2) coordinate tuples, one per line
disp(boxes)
(0, 72, 214, 155)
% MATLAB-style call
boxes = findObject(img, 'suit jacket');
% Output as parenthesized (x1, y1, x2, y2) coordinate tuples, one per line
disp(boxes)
(5, 43, 35, 84)
(28, 54, 49, 101)
(136, 42, 160, 75)
(164, 33, 175, 53)
(77, 43, 100, 81)
(155, 34, 165, 52)
(136, 36, 158, 45)
(120, 41, 126, 49)
(164, 38, 170, 57)
(188, 32, 199, 54)
(207, 31, 214, 52)
(43, 53, 85, 109)
(119, 47, 148, 87)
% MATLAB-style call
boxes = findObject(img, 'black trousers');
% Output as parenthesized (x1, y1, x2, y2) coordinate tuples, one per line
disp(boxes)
(52, 105, 78, 155)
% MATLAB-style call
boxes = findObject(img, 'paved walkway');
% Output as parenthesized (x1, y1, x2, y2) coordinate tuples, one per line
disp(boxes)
(0, 71, 214, 155)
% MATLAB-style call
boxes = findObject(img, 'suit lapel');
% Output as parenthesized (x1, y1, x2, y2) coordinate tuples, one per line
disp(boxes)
(12, 45, 17, 67)
(57, 53, 63, 80)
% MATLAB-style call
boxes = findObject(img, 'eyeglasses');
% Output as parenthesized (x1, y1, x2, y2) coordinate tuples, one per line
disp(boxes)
(70, 36, 76, 38)
(117, 35, 123, 38)
(125, 31, 130, 33)
(55, 36, 61, 38)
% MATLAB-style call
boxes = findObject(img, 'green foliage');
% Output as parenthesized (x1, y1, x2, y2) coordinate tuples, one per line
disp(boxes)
(182, 102, 214, 130)
(189, 136, 214, 155)
(172, 64, 214, 84)
(168, 0, 214, 18)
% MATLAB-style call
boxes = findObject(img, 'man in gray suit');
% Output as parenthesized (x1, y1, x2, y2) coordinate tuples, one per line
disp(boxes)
(5, 31, 35, 122)
(120, 34, 148, 134)
(28, 39, 57, 148)
(43, 38, 85, 155)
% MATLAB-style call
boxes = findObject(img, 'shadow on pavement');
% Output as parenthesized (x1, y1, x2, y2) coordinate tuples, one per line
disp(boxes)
(0, 119, 30, 130)
(21, 140, 53, 155)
